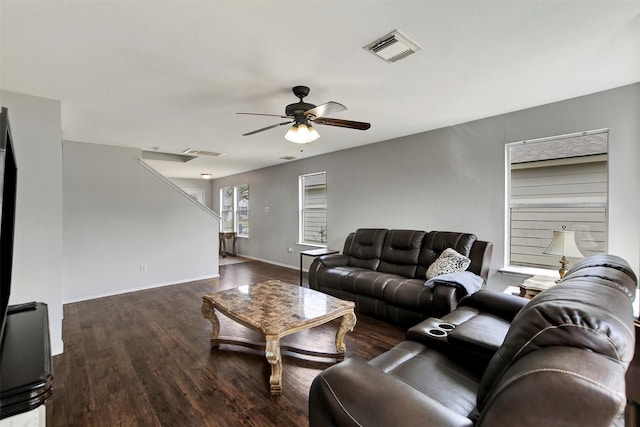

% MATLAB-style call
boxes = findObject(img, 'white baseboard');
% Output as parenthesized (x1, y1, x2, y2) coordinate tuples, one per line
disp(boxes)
(51, 338, 64, 356)
(62, 274, 220, 305)
(237, 254, 299, 271)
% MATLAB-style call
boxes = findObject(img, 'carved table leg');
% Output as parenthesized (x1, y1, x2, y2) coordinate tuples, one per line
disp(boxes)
(335, 310, 357, 357)
(201, 300, 220, 348)
(265, 336, 282, 395)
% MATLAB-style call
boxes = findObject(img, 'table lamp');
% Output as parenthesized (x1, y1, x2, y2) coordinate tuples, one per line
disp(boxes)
(543, 225, 584, 281)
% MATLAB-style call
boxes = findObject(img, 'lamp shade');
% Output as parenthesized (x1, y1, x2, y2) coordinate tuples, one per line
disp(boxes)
(543, 229, 584, 258)
(285, 122, 320, 144)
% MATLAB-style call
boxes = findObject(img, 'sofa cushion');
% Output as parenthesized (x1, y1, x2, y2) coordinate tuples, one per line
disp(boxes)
(368, 341, 480, 418)
(310, 265, 369, 293)
(417, 231, 477, 279)
(343, 228, 387, 270)
(378, 229, 426, 277)
(426, 248, 472, 279)
(383, 278, 434, 310)
(342, 270, 405, 300)
(309, 356, 475, 427)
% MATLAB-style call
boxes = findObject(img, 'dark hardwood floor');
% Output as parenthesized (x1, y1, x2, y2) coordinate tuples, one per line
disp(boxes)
(48, 260, 405, 426)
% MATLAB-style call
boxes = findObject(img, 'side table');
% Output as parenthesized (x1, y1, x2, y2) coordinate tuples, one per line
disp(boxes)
(219, 232, 237, 257)
(300, 248, 339, 286)
(519, 275, 558, 299)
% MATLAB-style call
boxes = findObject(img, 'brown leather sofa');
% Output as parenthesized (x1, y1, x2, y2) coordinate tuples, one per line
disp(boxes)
(308, 229, 493, 327)
(309, 254, 637, 426)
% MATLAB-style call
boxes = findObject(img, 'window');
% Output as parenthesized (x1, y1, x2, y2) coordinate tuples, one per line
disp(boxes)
(236, 184, 249, 237)
(219, 185, 249, 237)
(299, 172, 327, 245)
(506, 130, 608, 271)
(220, 187, 234, 232)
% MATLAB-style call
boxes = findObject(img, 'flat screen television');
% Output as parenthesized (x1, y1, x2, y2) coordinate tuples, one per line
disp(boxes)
(0, 107, 17, 347)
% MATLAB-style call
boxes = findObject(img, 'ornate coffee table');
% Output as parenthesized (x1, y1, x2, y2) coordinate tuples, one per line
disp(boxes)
(201, 280, 357, 395)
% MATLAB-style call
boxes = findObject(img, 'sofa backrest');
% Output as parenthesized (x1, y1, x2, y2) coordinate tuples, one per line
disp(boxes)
(416, 231, 477, 279)
(475, 254, 637, 426)
(343, 228, 388, 270)
(342, 229, 492, 280)
(377, 230, 426, 277)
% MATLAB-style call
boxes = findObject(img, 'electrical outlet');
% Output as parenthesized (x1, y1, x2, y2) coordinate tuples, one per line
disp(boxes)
(287, 248, 293, 254)
(140, 264, 147, 273)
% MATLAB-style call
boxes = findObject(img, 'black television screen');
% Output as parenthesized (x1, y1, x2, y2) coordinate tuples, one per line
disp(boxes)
(0, 107, 17, 347)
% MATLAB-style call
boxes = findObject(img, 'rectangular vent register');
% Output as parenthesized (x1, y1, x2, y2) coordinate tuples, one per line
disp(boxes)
(365, 30, 421, 63)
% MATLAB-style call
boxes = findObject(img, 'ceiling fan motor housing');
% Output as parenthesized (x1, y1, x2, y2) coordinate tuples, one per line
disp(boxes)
(286, 85, 316, 118)
(286, 102, 316, 117)
(284, 86, 316, 118)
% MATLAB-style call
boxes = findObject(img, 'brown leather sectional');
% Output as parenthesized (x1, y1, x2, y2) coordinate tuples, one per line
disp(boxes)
(309, 254, 637, 426)
(308, 229, 493, 327)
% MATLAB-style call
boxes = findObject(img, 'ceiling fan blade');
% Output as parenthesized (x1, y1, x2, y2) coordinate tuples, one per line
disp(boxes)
(237, 112, 290, 119)
(304, 101, 346, 118)
(242, 121, 292, 136)
(312, 117, 371, 130)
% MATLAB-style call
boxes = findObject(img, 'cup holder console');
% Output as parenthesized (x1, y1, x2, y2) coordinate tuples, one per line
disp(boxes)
(428, 328, 447, 337)
(423, 319, 456, 339)
(438, 322, 455, 331)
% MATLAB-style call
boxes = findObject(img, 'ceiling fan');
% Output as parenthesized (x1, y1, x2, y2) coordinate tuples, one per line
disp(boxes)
(237, 85, 371, 144)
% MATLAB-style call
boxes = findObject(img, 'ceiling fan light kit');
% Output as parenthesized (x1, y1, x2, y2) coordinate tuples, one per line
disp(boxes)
(285, 122, 319, 144)
(239, 85, 370, 143)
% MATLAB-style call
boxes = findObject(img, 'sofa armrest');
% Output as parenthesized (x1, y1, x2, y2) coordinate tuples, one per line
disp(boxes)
(431, 282, 462, 318)
(314, 254, 349, 268)
(309, 358, 473, 427)
(457, 289, 528, 322)
(309, 254, 350, 291)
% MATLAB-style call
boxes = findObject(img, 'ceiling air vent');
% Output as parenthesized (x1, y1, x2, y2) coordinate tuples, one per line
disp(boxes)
(183, 148, 225, 157)
(365, 30, 421, 63)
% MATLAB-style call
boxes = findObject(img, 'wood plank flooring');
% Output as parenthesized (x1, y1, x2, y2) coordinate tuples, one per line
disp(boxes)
(48, 260, 405, 426)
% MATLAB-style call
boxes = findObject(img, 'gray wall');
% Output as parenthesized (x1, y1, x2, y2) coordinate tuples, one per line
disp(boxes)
(171, 177, 214, 209)
(213, 83, 640, 290)
(0, 91, 64, 354)
(63, 141, 219, 302)
(0, 90, 221, 355)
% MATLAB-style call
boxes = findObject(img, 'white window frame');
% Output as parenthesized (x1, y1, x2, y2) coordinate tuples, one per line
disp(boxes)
(219, 184, 249, 237)
(236, 184, 249, 238)
(220, 186, 234, 233)
(299, 171, 327, 247)
(504, 129, 608, 275)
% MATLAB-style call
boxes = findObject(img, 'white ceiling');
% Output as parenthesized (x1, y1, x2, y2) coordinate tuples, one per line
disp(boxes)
(1, 1, 638, 179)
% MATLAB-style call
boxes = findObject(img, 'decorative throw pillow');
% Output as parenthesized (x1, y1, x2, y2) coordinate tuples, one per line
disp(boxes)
(426, 248, 471, 279)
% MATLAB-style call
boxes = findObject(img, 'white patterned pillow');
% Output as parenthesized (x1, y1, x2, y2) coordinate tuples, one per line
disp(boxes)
(426, 248, 471, 279)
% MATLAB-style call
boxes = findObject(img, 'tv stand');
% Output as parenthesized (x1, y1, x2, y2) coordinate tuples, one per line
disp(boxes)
(0, 302, 53, 424)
